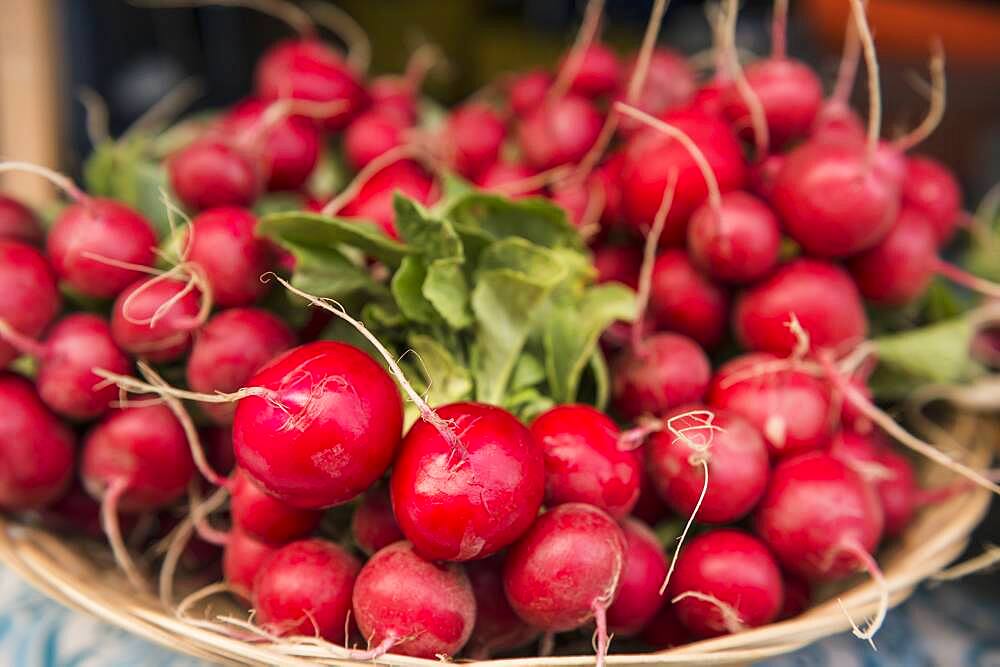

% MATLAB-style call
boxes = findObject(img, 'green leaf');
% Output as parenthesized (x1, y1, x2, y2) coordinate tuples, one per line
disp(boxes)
(393, 195, 463, 261)
(871, 317, 982, 398)
(423, 259, 473, 329)
(253, 193, 307, 217)
(259, 211, 411, 268)
(589, 348, 611, 411)
(510, 353, 546, 390)
(280, 241, 384, 299)
(407, 334, 473, 406)
(543, 283, 636, 403)
(446, 192, 584, 251)
(391, 257, 437, 324)
(503, 387, 556, 423)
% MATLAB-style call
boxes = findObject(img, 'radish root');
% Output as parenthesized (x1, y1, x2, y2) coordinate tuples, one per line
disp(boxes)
(101, 478, 148, 592)
(724, 0, 769, 156)
(78, 87, 111, 146)
(0, 161, 87, 203)
(591, 598, 612, 667)
(671, 591, 746, 634)
(848, 0, 881, 166)
(632, 167, 680, 351)
(0, 318, 46, 359)
(320, 143, 424, 217)
(771, 0, 788, 60)
(547, 0, 606, 104)
(894, 40, 945, 152)
(836, 540, 887, 648)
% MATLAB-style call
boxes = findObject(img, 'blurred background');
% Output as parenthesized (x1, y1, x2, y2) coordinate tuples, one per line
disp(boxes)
(1, 0, 999, 206)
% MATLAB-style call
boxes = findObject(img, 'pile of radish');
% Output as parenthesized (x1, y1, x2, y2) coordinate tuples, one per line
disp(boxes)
(1, 0, 999, 663)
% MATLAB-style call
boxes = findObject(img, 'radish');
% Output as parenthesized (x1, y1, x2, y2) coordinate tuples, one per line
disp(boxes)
(223, 526, 279, 600)
(369, 77, 417, 125)
(647, 406, 769, 523)
(0, 313, 130, 420)
(747, 153, 784, 200)
(253, 538, 361, 642)
(779, 572, 811, 620)
(617, 106, 747, 244)
(350, 482, 403, 555)
(848, 206, 938, 305)
(616, 49, 697, 135)
(202, 425, 236, 476)
(343, 110, 407, 171)
(352, 540, 476, 659)
(168, 137, 262, 211)
(111, 276, 206, 363)
(648, 249, 729, 349)
(0, 240, 60, 367)
(504, 503, 625, 665)
(594, 244, 641, 289)
(733, 259, 868, 357)
(667, 529, 784, 638)
(507, 70, 552, 118)
(233, 340, 404, 509)
(445, 103, 506, 179)
(230, 468, 321, 544)
(632, 467, 670, 526)
(708, 352, 832, 456)
(902, 155, 963, 245)
(606, 517, 669, 636)
(338, 159, 435, 238)
(812, 8, 864, 142)
(529, 404, 641, 519)
(220, 97, 321, 192)
(186, 307, 295, 424)
(518, 95, 602, 170)
(255, 39, 369, 131)
(475, 162, 540, 197)
(686, 191, 781, 284)
(0, 373, 75, 510)
(640, 604, 689, 649)
(391, 401, 545, 561)
(185, 207, 273, 307)
(560, 43, 621, 99)
(612, 333, 711, 420)
(465, 554, 539, 658)
(0, 194, 42, 244)
(549, 178, 606, 233)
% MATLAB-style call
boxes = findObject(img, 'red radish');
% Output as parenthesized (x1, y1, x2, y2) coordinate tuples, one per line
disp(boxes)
(708, 352, 832, 456)
(186, 308, 295, 424)
(168, 138, 262, 211)
(233, 341, 403, 509)
(202, 425, 237, 476)
(475, 162, 540, 197)
(391, 401, 545, 561)
(594, 152, 627, 226)
(530, 404, 641, 519)
(612, 333, 711, 420)
(648, 250, 729, 349)
(755, 451, 884, 581)
(223, 526, 279, 600)
(350, 482, 404, 555)
(186, 207, 272, 307)
(560, 43, 621, 99)
(111, 277, 204, 363)
(647, 407, 769, 523)
(44, 480, 122, 539)
(465, 555, 539, 658)
(518, 95, 602, 170)
(606, 518, 669, 636)
(848, 206, 938, 305)
(0, 241, 60, 367)
(230, 468, 321, 544)
(640, 604, 690, 649)
(445, 103, 506, 179)
(220, 97, 321, 192)
(343, 110, 406, 171)
(0, 373, 75, 510)
(779, 572, 811, 619)
(667, 529, 784, 637)
(618, 107, 747, 244)
(0, 194, 42, 244)
(548, 179, 596, 231)
(508, 70, 552, 118)
(253, 538, 361, 642)
(632, 466, 670, 525)
(734, 259, 868, 357)
(594, 244, 641, 289)
(338, 160, 435, 238)
(902, 155, 962, 245)
(812, 7, 864, 143)
(255, 39, 369, 131)
(3, 314, 130, 420)
(690, 81, 726, 119)
(747, 153, 785, 200)
(616, 49, 697, 135)
(687, 191, 781, 284)
(353, 540, 476, 659)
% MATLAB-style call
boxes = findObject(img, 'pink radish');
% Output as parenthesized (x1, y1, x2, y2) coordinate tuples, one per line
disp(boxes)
(168, 137, 262, 211)
(253, 538, 361, 642)
(507, 70, 553, 118)
(0, 240, 60, 367)
(734, 259, 868, 357)
(686, 191, 781, 284)
(616, 49, 697, 134)
(606, 517, 669, 636)
(338, 159, 435, 238)
(186, 307, 295, 424)
(647, 406, 769, 523)
(640, 604, 690, 649)
(220, 97, 321, 192)
(530, 404, 641, 519)
(0, 373, 75, 510)
(233, 340, 403, 509)
(343, 110, 407, 171)
(465, 554, 539, 658)
(475, 162, 540, 197)
(353, 540, 476, 659)
(0, 194, 42, 244)
(230, 468, 321, 544)
(708, 352, 832, 456)
(648, 249, 729, 349)
(594, 244, 641, 289)
(560, 43, 621, 99)
(369, 76, 418, 125)
(391, 401, 545, 561)
(518, 95, 602, 170)
(747, 153, 784, 200)
(902, 155, 963, 245)
(504, 503, 625, 665)
(632, 467, 670, 525)
(445, 103, 506, 179)
(848, 206, 938, 305)
(111, 276, 205, 363)
(612, 332, 711, 420)
(593, 152, 627, 227)
(667, 529, 784, 637)
(350, 482, 403, 555)
(812, 7, 864, 142)
(779, 572, 812, 619)
(223, 526, 279, 600)
(185, 207, 273, 307)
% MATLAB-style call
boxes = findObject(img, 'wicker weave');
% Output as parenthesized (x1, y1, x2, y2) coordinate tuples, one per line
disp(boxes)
(0, 417, 993, 667)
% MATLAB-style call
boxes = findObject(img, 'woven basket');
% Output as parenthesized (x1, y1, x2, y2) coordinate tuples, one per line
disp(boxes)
(0, 415, 993, 667)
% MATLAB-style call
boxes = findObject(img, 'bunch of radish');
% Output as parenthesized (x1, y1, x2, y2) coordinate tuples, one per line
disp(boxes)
(0, 0, 998, 663)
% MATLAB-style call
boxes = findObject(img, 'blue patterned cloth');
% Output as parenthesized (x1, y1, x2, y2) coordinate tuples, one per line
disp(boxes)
(0, 565, 996, 666)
